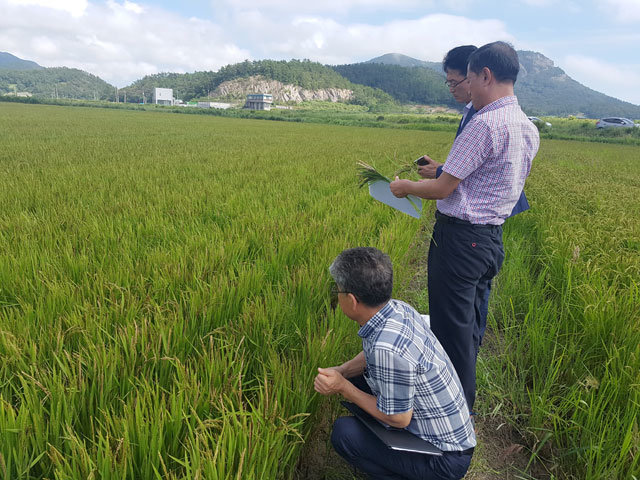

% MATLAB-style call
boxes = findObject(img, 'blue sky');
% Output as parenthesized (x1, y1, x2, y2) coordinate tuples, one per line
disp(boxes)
(1, 0, 639, 105)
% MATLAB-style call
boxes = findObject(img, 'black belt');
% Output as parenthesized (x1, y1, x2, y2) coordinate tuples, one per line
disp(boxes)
(435, 210, 501, 230)
(446, 447, 475, 456)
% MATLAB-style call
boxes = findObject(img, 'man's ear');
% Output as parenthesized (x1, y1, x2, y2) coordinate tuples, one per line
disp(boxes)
(346, 293, 359, 312)
(482, 66, 492, 84)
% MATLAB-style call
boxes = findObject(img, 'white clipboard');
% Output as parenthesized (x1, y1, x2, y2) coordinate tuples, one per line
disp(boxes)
(368, 180, 422, 219)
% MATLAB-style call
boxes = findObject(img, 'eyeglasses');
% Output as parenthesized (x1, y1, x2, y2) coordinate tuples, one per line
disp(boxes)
(330, 284, 350, 296)
(444, 77, 467, 89)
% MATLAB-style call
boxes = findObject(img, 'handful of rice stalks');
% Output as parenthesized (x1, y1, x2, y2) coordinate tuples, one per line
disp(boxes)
(357, 161, 421, 214)
(357, 161, 413, 188)
(357, 161, 391, 188)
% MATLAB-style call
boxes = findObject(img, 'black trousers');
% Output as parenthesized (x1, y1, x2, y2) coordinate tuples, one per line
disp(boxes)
(331, 376, 473, 480)
(427, 212, 504, 412)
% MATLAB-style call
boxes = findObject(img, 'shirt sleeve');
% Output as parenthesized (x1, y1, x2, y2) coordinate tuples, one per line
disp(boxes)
(369, 348, 415, 415)
(442, 117, 493, 180)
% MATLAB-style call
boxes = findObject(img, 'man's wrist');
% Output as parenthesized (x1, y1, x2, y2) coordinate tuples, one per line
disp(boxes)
(339, 377, 356, 398)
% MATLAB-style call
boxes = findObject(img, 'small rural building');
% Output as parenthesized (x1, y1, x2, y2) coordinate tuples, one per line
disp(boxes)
(244, 93, 273, 110)
(153, 88, 174, 106)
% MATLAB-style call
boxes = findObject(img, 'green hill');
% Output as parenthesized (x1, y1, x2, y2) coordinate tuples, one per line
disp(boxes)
(3, 49, 638, 118)
(121, 59, 395, 110)
(365, 53, 441, 72)
(332, 62, 456, 108)
(362, 51, 640, 119)
(0, 52, 43, 71)
(516, 50, 640, 118)
(0, 66, 115, 100)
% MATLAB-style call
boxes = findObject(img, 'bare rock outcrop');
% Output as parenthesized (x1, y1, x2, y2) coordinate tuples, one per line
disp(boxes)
(213, 76, 353, 103)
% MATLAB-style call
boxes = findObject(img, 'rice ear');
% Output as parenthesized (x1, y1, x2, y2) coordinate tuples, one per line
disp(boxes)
(356, 161, 391, 188)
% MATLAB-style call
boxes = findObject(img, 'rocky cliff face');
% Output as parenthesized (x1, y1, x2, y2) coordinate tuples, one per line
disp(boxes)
(518, 50, 565, 78)
(213, 76, 353, 103)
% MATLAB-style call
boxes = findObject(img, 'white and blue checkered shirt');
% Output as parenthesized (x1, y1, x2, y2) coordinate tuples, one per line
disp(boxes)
(358, 299, 476, 452)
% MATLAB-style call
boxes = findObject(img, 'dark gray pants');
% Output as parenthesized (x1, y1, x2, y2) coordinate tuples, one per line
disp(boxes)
(427, 212, 505, 413)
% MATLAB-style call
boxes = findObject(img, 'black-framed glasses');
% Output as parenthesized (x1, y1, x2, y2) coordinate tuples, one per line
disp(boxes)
(444, 77, 467, 89)
(330, 284, 350, 297)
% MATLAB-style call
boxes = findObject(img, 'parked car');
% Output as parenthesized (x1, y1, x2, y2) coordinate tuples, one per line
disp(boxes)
(527, 116, 552, 127)
(595, 117, 640, 128)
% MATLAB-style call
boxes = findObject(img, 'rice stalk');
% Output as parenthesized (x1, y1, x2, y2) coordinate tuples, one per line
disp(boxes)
(356, 161, 391, 188)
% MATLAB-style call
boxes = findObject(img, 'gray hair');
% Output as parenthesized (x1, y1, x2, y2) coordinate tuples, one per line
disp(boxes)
(329, 247, 393, 307)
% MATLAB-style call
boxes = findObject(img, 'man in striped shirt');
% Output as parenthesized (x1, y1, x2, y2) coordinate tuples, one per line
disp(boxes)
(315, 247, 475, 479)
(390, 42, 540, 414)
(417, 45, 530, 371)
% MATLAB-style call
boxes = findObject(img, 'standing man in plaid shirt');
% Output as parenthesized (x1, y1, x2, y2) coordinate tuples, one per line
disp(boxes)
(417, 44, 531, 364)
(390, 41, 540, 415)
(315, 247, 476, 479)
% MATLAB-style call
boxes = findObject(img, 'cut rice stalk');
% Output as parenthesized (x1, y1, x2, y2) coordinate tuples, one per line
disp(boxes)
(357, 161, 391, 188)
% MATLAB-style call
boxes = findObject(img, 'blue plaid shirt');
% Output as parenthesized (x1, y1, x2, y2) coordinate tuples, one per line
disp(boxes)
(358, 299, 476, 451)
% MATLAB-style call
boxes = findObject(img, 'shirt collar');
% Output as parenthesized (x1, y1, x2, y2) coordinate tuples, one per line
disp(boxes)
(358, 300, 394, 339)
(477, 95, 518, 115)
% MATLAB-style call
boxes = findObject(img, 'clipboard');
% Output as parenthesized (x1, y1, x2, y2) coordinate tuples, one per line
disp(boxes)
(368, 180, 422, 219)
(341, 401, 442, 456)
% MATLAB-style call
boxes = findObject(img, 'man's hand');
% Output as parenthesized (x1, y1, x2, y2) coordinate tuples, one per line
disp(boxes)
(314, 367, 347, 396)
(390, 176, 411, 198)
(416, 155, 443, 179)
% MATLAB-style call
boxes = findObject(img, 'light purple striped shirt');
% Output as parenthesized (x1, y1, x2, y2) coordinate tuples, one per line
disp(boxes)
(438, 96, 539, 225)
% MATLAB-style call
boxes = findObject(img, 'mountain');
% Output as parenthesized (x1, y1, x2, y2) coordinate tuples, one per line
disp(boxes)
(366, 53, 441, 72)
(361, 51, 640, 118)
(0, 52, 43, 71)
(333, 62, 456, 107)
(515, 51, 640, 118)
(3, 49, 638, 118)
(121, 59, 395, 109)
(0, 66, 115, 100)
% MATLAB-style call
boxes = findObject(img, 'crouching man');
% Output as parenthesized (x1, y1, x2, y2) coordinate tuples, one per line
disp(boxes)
(315, 247, 475, 479)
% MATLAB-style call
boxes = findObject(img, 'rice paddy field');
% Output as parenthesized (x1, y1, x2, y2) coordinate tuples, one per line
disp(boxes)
(0, 102, 638, 479)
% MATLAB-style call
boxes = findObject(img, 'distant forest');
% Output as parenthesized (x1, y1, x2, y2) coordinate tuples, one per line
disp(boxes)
(121, 59, 395, 109)
(0, 67, 114, 100)
(333, 63, 457, 108)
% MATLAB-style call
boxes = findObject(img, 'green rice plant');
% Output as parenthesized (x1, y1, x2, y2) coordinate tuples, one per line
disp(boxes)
(0, 103, 443, 478)
(481, 139, 640, 479)
(3, 102, 637, 479)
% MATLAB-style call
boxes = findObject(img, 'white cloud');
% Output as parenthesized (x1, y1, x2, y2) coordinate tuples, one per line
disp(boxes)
(215, 0, 431, 16)
(6, 0, 87, 17)
(0, 1, 522, 94)
(563, 55, 640, 105)
(122, 0, 143, 14)
(233, 13, 513, 65)
(0, 0, 251, 86)
(600, 0, 640, 22)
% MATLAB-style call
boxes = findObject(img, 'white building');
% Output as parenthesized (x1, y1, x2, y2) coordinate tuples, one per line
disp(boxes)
(244, 94, 273, 110)
(153, 88, 174, 106)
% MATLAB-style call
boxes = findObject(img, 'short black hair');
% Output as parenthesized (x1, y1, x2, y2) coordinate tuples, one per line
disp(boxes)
(443, 45, 477, 75)
(329, 247, 393, 307)
(468, 41, 519, 84)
